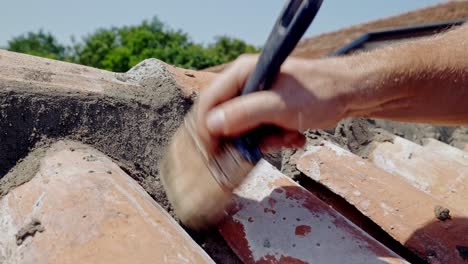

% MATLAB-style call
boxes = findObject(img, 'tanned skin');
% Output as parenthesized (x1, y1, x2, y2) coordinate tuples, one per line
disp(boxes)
(196, 24, 468, 152)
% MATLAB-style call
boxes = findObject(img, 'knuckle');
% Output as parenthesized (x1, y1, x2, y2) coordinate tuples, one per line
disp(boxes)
(236, 54, 257, 66)
(224, 101, 252, 134)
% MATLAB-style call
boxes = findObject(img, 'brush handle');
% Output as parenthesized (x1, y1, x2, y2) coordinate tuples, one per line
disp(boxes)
(234, 0, 323, 163)
(241, 0, 323, 95)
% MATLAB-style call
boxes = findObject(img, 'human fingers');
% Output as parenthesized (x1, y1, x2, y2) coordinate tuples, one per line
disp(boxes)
(205, 90, 294, 137)
(196, 55, 258, 143)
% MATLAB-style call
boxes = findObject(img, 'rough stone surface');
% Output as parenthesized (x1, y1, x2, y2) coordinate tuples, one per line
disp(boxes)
(0, 50, 237, 263)
(0, 141, 49, 199)
(434, 205, 451, 221)
(0, 52, 191, 209)
(0, 140, 214, 263)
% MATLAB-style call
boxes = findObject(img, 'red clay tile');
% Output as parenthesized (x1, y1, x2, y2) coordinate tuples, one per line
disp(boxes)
(166, 63, 217, 93)
(204, 2, 468, 72)
(0, 49, 200, 97)
(218, 160, 407, 264)
(0, 141, 213, 263)
(296, 141, 468, 264)
(422, 138, 468, 166)
(368, 136, 468, 215)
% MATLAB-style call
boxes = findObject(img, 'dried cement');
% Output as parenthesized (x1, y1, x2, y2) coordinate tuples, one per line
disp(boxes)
(0, 59, 240, 263)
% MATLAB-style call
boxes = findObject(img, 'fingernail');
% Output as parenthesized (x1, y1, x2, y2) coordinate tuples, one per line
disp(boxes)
(206, 108, 225, 133)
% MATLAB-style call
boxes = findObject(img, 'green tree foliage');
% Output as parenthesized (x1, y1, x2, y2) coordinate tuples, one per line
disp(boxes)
(207, 36, 259, 63)
(7, 30, 67, 60)
(6, 17, 259, 72)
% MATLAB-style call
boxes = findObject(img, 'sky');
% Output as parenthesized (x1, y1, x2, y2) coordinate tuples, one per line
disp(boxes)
(0, 0, 442, 47)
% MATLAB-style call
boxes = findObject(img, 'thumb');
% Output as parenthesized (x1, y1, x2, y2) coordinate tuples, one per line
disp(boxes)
(205, 91, 290, 137)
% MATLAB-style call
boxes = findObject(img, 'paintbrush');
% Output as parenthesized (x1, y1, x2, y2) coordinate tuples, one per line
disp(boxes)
(160, 0, 323, 229)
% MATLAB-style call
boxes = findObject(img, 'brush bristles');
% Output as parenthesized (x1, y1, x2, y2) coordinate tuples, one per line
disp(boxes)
(160, 111, 234, 229)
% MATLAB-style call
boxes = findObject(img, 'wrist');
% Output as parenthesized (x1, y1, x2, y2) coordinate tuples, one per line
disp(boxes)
(336, 53, 398, 119)
(307, 57, 369, 121)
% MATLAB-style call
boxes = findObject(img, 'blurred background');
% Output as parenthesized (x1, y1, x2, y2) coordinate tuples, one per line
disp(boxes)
(0, 1, 443, 72)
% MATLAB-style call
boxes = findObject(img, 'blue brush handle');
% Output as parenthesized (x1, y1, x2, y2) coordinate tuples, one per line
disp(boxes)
(233, 0, 323, 163)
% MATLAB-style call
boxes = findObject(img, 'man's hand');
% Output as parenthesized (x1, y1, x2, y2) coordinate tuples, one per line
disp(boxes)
(196, 55, 356, 152)
(196, 24, 468, 153)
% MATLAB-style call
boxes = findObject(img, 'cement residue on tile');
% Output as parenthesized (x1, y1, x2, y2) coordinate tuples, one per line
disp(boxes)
(23, 69, 54, 83)
(83, 154, 99, 162)
(280, 119, 384, 179)
(15, 218, 45, 246)
(307, 118, 465, 159)
(0, 141, 52, 199)
(280, 118, 467, 179)
(373, 119, 467, 151)
(434, 205, 451, 221)
(281, 129, 337, 180)
(0, 59, 190, 206)
(118, 59, 173, 84)
(450, 127, 468, 150)
(0, 57, 243, 263)
(334, 118, 394, 159)
(281, 149, 302, 180)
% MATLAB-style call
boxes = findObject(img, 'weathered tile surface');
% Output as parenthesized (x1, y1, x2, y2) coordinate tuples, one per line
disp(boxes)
(369, 136, 468, 215)
(219, 160, 407, 264)
(296, 141, 468, 264)
(422, 138, 468, 166)
(0, 141, 213, 264)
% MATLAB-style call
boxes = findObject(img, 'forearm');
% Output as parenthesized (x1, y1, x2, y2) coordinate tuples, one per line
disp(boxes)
(340, 24, 468, 125)
(199, 26, 468, 147)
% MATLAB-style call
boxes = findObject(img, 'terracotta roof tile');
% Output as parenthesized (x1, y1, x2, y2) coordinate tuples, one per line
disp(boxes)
(218, 159, 407, 263)
(295, 140, 468, 263)
(2, 48, 468, 263)
(422, 138, 468, 166)
(368, 136, 468, 215)
(204, 1, 468, 72)
(0, 141, 214, 263)
(293, 1, 468, 58)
